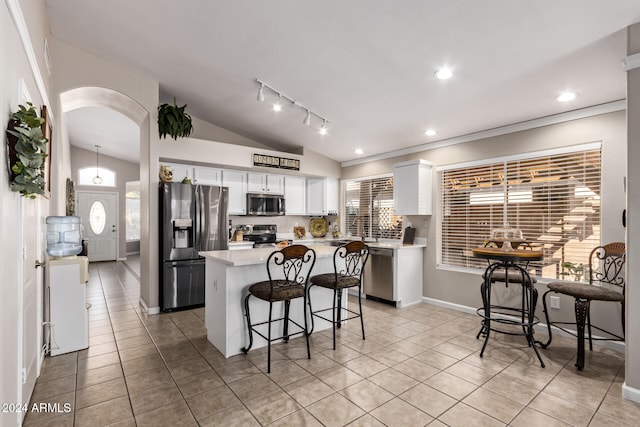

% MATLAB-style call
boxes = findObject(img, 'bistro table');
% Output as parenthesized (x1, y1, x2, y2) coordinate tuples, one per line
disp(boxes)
(472, 246, 545, 367)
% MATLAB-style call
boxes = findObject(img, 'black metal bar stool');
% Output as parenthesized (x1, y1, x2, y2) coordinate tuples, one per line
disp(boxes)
(539, 242, 625, 370)
(307, 241, 369, 350)
(240, 244, 316, 373)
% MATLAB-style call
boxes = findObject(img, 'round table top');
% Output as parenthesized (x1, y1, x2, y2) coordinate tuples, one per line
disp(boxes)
(472, 246, 543, 262)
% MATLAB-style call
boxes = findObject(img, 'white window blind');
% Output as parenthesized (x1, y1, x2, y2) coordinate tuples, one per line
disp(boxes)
(344, 175, 403, 239)
(440, 147, 601, 280)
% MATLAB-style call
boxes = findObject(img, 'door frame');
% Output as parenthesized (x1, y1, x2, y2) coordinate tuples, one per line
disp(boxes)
(77, 191, 120, 261)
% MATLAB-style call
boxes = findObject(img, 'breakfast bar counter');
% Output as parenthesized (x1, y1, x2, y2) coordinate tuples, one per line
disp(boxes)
(199, 245, 339, 357)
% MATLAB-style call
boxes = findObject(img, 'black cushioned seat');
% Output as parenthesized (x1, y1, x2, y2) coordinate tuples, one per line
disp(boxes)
(546, 281, 623, 302)
(308, 274, 360, 289)
(541, 242, 625, 370)
(482, 269, 537, 285)
(247, 280, 305, 301)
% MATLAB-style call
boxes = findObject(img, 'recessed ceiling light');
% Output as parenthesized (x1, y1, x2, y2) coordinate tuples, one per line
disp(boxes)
(425, 129, 437, 136)
(434, 68, 453, 80)
(354, 148, 364, 155)
(557, 91, 578, 102)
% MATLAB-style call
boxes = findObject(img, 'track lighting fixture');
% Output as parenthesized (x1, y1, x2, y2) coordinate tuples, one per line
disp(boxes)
(255, 79, 329, 134)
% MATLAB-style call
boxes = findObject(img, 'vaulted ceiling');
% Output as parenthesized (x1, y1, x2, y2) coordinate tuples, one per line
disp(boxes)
(47, 1, 640, 164)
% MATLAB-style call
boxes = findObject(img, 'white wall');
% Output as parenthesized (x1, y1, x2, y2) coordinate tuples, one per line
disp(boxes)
(624, 23, 640, 402)
(158, 137, 341, 178)
(1, 0, 51, 424)
(343, 111, 627, 336)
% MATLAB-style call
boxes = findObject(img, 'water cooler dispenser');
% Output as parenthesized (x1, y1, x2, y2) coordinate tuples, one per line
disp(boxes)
(45, 216, 90, 356)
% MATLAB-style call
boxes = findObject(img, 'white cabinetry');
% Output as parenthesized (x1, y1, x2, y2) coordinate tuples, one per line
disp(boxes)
(163, 162, 193, 183)
(284, 176, 306, 215)
(247, 173, 284, 194)
(222, 170, 247, 215)
(306, 177, 339, 216)
(393, 159, 433, 215)
(48, 257, 89, 355)
(194, 167, 222, 186)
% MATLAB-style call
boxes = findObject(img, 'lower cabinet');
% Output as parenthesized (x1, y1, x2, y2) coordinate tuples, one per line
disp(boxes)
(48, 257, 89, 355)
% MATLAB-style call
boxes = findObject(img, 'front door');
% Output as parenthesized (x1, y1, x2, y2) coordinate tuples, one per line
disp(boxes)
(77, 192, 118, 261)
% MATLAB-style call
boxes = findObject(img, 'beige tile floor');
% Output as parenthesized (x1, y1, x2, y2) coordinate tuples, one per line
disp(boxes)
(23, 260, 640, 426)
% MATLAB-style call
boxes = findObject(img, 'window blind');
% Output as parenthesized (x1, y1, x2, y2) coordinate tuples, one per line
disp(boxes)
(344, 175, 403, 239)
(440, 148, 601, 280)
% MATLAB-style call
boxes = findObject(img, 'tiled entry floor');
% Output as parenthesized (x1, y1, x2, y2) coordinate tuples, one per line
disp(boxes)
(24, 261, 640, 426)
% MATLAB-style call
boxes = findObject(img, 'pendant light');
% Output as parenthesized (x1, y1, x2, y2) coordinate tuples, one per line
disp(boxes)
(92, 145, 103, 185)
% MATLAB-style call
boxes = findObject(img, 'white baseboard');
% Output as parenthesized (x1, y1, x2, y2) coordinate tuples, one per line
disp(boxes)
(421, 296, 625, 353)
(139, 298, 160, 315)
(623, 382, 640, 403)
(117, 257, 126, 261)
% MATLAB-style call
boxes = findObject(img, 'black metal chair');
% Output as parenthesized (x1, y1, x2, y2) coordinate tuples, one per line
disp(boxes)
(540, 242, 625, 370)
(307, 241, 369, 350)
(241, 244, 316, 373)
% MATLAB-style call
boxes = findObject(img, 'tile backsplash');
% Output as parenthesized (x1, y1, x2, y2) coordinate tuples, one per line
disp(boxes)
(230, 215, 338, 239)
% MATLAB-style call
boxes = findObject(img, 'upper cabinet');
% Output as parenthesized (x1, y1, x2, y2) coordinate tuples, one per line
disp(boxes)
(393, 159, 433, 215)
(284, 176, 306, 215)
(306, 177, 339, 216)
(163, 163, 193, 183)
(247, 172, 284, 194)
(222, 170, 247, 215)
(194, 167, 222, 186)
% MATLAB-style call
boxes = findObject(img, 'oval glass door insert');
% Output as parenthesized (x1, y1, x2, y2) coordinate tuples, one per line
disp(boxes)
(89, 201, 106, 235)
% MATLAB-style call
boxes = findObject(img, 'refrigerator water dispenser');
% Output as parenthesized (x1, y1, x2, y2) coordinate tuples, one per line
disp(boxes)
(173, 218, 192, 249)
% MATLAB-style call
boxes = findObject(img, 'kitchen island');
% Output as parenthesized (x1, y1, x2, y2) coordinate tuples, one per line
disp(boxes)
(199, 245, 341, 357)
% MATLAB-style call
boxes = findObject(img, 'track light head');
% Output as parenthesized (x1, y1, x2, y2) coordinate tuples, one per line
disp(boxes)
(273, 94, 282, 112)
(303, 109, 311, 126)
(319, 120, 328, 135)
(257, 83, 265, 102)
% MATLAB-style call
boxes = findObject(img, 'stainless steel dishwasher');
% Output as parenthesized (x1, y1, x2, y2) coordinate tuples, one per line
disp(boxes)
(364, 247, 395, 305)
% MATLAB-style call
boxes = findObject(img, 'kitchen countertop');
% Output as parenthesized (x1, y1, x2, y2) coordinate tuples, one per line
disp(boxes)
(200, 245, 337, 267)
(277, 233, 427, 250)
(202, 238, 426, 266)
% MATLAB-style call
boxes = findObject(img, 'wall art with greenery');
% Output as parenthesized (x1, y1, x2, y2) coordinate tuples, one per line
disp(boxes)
(5, 102, 49, 198)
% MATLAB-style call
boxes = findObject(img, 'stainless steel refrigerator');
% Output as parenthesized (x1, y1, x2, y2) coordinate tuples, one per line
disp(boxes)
(160, 182, 229, 311)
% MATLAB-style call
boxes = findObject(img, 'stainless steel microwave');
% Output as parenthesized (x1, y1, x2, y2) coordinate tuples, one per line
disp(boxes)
(246, 193, 286, 216)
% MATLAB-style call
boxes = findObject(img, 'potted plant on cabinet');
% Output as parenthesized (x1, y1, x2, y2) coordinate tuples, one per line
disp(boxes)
(5, 103, 48, 199)
(157, 97, 193, 140)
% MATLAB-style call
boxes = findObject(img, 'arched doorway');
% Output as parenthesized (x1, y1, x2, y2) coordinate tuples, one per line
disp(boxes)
(58, 87, 152, 310)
